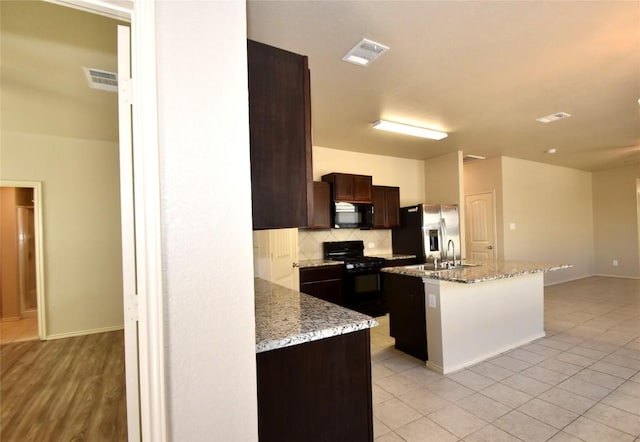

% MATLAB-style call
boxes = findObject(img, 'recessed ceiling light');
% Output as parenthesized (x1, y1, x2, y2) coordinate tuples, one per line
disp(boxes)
(372, 120, 448, 140)
(536, 112, 571, 123)
(342, 38, 389, 67)
(546, 148, 557, 154)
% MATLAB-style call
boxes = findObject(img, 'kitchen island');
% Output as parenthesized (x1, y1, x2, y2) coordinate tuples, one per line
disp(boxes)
(382, 261, 570, 374)
(254, 278, 377, 442)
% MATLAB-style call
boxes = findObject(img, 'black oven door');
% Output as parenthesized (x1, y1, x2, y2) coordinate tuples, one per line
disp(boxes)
(344, 270, 385, 317)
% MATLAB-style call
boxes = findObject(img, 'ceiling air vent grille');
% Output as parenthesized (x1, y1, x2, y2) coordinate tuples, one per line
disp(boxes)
(83, 67, 118, 92)
(342, 38, 389, 67)
(536, 112, 571, 123)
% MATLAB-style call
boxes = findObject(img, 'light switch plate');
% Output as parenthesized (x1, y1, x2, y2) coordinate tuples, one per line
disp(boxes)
(428, 294, 437, 308)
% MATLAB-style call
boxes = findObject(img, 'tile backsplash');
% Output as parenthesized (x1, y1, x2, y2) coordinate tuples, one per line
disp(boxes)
(298, 228, 392, 260)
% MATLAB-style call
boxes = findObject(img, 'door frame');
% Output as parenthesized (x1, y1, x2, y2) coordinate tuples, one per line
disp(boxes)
(41, 1, 167, 440)
(1, 181, 46, 339)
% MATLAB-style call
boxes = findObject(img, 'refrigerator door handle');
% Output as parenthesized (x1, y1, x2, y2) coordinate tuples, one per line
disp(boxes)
(440, 217, 447, 260)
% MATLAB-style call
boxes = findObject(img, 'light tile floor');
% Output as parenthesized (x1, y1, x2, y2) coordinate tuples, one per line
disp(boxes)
(370, 276, 640, 442)
(0, 317, 38, 345)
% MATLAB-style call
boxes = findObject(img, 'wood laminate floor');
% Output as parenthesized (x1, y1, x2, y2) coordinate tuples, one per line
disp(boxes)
(0, 331, 127, 442)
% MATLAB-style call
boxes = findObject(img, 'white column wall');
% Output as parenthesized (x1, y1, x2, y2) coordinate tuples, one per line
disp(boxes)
(155, 1, 258, 440)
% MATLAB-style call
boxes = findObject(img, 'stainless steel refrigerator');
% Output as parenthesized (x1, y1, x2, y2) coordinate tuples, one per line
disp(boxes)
(391, 204, 461, 264)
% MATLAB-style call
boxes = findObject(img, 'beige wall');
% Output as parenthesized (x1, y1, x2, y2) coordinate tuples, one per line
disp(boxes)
(1, 133, 124, 336)
(1, 188, 20, 320)
(425, 151, 466, 256)
(592, 164, 640, 277)
(501, 157, 594, 284)
(464, 157, 505, 259)
(313, 146, 425, 206)
(424, 151, 464, 205)
(156, 1, 259, 439)
(1, 1, 124, 337)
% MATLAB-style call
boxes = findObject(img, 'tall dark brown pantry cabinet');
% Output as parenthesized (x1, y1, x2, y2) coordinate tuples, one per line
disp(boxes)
(247, 40, 313, 230)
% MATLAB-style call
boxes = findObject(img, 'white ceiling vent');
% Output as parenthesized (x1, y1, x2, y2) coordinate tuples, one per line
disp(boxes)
(536, 112, 571, 123)
(83, 67, 118, 92)
(463, 154, 487, 163)
(342, 38, 389, 66)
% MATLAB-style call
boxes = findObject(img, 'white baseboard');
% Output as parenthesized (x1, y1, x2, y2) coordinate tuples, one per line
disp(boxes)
(545, 273, 640, 286)
(46, 324, 124, 340)
(593, 273, 640, 280)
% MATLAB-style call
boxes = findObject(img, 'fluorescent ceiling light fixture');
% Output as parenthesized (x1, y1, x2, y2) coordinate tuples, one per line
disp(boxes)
(536, 112, 571, 123)
(463, 154, 486, 163)
(342, 38, 389, 67)
(372, 120, 448, 140)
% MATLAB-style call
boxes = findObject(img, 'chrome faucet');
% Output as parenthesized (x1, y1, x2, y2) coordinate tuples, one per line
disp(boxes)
(447, 239, 457, 267)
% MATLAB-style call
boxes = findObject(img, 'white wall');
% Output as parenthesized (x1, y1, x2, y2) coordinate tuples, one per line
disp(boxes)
(592, 164, 640, 278)
(312, 146, 425, 206)
(501, 157, 594, 284)
(155, 1, 258, 440)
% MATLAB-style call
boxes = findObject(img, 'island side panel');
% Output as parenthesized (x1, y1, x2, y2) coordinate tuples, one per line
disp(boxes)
(256, 329, 373, 442)
(425, 272, 545, 374)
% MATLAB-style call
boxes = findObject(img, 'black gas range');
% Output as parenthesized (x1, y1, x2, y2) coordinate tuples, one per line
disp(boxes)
(323, 241, 386, 317)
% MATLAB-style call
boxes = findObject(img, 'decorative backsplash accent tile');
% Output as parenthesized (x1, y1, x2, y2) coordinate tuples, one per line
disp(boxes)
(298, 229, 392, 260)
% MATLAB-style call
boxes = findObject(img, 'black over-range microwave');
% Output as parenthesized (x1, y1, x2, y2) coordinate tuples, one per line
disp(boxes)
(333, 202, 374, 229)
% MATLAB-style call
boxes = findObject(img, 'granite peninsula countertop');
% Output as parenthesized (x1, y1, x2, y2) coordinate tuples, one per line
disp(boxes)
(381, 260, 571, 284)
(254, 278, 378, 353)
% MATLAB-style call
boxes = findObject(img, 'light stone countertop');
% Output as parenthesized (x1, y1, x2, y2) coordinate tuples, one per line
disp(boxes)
(373, 253, 416, 261)
(299, 255, 416, 269)
(298, 259, 343, 269)
(254, 278, 378, 353)
(381, 260, 571, 284)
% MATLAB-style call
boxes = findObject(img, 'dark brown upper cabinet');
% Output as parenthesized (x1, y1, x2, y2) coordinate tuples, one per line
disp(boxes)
(247, 40, 313, 230)
(308, 181, 331, 229)
(321, 173, 372, 203)
(372, 186, 400, 228)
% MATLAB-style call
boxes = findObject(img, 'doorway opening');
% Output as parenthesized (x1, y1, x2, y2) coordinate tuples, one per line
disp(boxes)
(0, 182, 46, 343)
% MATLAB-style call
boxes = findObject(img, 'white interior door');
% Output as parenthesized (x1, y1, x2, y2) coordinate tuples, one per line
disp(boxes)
(465, 192, 497, 262)
(269, 228, 299, 289)
(253, 228, 299, 289)
(117, 24, 141, 442)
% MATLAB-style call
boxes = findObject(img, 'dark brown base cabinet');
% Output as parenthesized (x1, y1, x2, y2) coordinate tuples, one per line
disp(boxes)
(300, 265, 343, 305)
(383, 273, 428, 361)
(256, 330, 374, 442)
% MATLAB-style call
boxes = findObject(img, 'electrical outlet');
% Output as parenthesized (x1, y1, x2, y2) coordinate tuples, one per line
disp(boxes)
(612, 259, 619, 267)
(509, 222, 516, 230)
(368, 242, 375, 249)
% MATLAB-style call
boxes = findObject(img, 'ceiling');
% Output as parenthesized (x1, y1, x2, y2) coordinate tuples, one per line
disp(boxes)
(247, 1, 640, 171)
